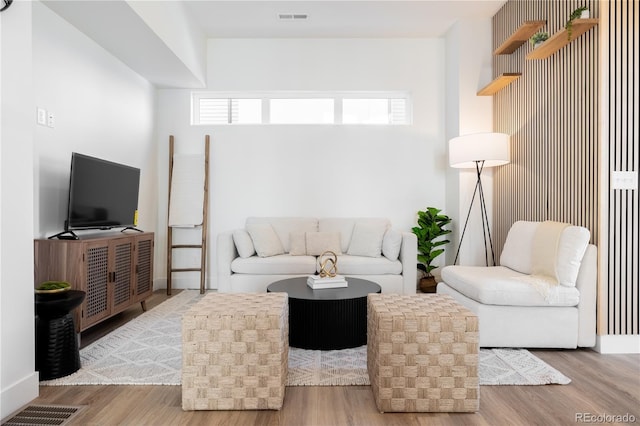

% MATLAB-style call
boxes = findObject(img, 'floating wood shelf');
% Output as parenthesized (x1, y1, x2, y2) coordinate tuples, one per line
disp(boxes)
(526, 18, 598, 60)
(494, 20, 546, 55)
(477, 73, 522, 96)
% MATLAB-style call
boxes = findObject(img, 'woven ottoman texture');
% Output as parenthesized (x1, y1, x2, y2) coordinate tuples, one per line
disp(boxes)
(367, 294, 479, 413)
(182, 292, 289, 411)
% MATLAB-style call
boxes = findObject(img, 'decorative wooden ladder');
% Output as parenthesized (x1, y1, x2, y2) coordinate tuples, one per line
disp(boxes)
(166, 135, 209, 295)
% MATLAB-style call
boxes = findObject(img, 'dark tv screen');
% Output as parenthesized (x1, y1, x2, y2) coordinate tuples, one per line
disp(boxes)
(66, 153, 140, 231)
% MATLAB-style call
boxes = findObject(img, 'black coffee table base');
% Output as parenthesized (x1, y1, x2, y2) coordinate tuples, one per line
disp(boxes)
(267, 277, 381, 350)
(290, 297, 367, 350)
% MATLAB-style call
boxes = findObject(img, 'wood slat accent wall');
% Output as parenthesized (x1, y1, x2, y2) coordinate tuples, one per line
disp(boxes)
(602, 0, 639, 336)
(492, 0, 638, 336)
(492, 0, 599, 252)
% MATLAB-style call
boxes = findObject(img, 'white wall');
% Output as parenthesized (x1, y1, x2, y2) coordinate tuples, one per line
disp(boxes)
(1, 1, 39, 419)
(0, 3, 156, 417)
(155, 38, 447, 290)
(444, 20, 494, 266)
(33, 2, 157, 238)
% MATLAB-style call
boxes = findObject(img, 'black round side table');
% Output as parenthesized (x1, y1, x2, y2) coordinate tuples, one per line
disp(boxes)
(35, 290, 85, 380)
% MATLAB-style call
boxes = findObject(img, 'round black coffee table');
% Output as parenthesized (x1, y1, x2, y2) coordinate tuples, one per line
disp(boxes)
(267, 277, 381, 350)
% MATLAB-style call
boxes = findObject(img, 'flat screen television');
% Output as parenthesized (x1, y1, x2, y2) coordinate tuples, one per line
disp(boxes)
(58, 153, 140, 237)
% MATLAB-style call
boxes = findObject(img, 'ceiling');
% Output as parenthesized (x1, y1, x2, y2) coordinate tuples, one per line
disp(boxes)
(183, 0, 506, 38)
(42, 0, 506, 88)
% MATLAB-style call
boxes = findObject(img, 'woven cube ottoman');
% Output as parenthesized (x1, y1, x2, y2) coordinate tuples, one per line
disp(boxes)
(182, 292, 289, 411)
(367, 294, 479, 413)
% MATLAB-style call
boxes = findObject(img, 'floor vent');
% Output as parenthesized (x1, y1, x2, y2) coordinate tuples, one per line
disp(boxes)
(1, 405, 86, 426)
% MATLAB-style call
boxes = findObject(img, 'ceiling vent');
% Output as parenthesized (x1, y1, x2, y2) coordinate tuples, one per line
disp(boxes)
(278, 13, 308, 20)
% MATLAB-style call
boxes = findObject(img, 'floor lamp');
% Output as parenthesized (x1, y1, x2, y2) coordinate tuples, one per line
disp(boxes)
(449, 132, 510, 266)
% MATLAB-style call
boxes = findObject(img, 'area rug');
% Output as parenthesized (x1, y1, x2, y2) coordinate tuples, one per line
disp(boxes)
(40, 290, 570, 387)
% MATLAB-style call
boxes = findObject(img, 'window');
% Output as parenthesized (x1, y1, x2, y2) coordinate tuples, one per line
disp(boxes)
(194, 96, 261, 125)
(342, 98, 408, 124)
(270, 99, 334, 124)
(192, 92, 411, 125)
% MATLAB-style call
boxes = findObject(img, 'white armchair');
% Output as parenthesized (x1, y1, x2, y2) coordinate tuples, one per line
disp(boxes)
(437, 220, 596, 349)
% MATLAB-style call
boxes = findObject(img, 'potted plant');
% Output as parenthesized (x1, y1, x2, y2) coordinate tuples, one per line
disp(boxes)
(412, 207, 451, 293)
(530, 31, 549, 49)
(35, 280, 71, 294)
(566, 6, 589, 40)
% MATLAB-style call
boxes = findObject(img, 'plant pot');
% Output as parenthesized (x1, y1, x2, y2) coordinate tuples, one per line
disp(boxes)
(534, 41, 543, 49)
(418, 276, 437, 293)
(580, 10, 590, 18)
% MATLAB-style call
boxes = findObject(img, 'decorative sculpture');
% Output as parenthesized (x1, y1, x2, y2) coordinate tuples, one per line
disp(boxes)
(318, 251, 338, 278)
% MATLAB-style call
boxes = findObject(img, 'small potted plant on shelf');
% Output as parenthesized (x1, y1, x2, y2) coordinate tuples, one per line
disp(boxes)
(566, 6, 590, 40)
(530, 31, 549, 49)
(412, 207, 451, 293)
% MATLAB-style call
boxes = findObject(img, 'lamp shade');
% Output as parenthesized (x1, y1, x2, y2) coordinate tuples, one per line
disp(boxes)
(449, 132, 510, 169)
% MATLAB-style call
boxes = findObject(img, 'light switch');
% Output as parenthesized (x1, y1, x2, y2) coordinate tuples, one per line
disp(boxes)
(37, 108, 47, 126)
(611, 171, 638, 190)
(47, 112, 55, 128)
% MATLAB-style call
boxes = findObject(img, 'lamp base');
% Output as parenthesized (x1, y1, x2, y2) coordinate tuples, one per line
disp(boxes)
(453, 160, 496, 267)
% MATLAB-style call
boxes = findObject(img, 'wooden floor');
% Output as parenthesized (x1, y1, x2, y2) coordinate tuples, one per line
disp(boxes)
(31, 290, 640, 426)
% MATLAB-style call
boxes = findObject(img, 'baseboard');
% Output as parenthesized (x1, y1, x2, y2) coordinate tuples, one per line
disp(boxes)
(1, 372, 39, 420)
(593, 334, 640, 354)
(153, 277, 215, 292)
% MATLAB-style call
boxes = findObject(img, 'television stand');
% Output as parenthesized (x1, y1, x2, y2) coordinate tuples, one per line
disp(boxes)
(48, 230, 79, 240)
(34, 232, 155, 332)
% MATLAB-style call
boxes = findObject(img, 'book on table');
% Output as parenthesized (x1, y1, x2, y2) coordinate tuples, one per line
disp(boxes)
(307, 274, 348, 289)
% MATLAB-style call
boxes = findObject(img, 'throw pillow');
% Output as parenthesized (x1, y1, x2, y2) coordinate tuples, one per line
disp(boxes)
(246, 223, 285, 257)
(306, 232, 342, 256)
(556, 226, 590, 287)
(382, 229, 402, 261)
(289, 231, 307, 256)
(531, 220, 569, 281)
(347, 222, 387, 257)
(233, 229, 256, 258)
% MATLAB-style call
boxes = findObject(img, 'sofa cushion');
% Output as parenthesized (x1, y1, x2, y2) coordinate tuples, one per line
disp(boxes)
(233, 229, 256, 258)
(289, 231, 342, 256)
(289, 231, 307, 256)
(531, 220, 569, 281)
(556, 226, 590, 287)
(246, 223, 285, 257)
(232, 254, 316, 274)
(382, 229, 402, 261)
(500, 220, 590, 287)
(347, 221, 388, 257)
(324, 254, 402, 275)
(246, 217, 318, 253)
(306, 232, 342, 256)
(319, 218, 391, 253)
(499, 221, 538, 273)
(318, 218, 356, 253)
(440, 265, 580, 307)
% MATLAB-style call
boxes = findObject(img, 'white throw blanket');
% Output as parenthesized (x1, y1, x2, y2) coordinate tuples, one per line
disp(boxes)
(519, 220, 569, 303)
(168, 154, 205, 227)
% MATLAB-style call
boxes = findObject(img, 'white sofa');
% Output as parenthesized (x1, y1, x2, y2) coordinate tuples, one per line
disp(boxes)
(437, 220, 596, 349)
(217, 217, 417, 294)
